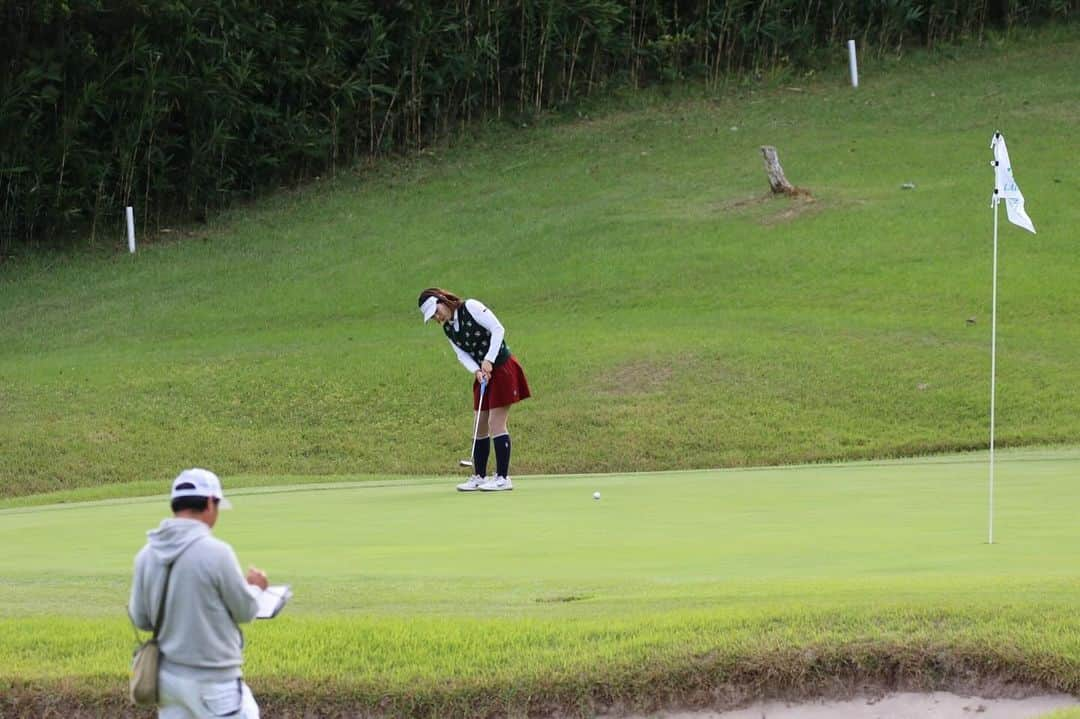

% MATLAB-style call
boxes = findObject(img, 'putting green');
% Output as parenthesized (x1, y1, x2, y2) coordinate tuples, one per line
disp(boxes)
(3, 448, 1078, 620)
(3, 449, 1079, 717)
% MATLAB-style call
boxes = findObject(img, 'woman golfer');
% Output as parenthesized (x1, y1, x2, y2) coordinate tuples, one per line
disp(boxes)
(418, 288, 531, 492)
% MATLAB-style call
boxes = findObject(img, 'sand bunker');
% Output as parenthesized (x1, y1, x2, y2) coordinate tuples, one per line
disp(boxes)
(636, 691, 1079, 718)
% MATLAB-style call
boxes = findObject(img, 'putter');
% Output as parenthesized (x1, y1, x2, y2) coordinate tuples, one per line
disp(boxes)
(458, 380, 487, 468)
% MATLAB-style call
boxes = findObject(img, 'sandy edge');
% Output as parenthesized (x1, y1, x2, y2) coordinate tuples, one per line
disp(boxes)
(618, 691, 1080, 719)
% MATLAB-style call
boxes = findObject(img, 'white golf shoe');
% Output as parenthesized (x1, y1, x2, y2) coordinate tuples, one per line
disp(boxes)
(456, 475, 486, 492)
(479, 476, 513, 492)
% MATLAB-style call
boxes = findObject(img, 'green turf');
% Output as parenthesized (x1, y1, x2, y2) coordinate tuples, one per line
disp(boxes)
(2, 28, 1080, 497)
(1041, 709, 1080, 719)
(3, 25, 1080, 717)
(2, 450, 1078, 713)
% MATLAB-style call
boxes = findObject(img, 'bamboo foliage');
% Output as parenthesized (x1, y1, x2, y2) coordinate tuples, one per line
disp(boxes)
(0, 0, 1075, 249)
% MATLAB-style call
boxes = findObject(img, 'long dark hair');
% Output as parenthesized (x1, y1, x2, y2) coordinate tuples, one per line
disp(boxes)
(417, 287, 463, 312)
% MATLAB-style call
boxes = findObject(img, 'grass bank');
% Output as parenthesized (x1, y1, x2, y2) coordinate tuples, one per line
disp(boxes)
(2, 28, 1080, 496)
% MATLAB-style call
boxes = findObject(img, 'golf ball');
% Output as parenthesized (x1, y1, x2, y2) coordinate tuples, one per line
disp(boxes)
(593, 491, 601, 500)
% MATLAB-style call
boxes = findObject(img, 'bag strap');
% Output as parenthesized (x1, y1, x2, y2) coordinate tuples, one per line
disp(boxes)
(150, 562, 175, 640)
(150, 536, 204, 639)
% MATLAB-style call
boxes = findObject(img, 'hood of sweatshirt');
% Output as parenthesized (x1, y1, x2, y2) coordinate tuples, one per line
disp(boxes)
(147, 517, 212, 564)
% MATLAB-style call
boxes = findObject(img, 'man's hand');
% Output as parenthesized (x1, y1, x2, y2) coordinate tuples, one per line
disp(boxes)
(246, 566, 269, 591)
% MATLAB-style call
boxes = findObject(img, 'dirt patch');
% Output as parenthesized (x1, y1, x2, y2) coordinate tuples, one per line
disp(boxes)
(593, 356, 734, 397)
(714, 193, 774, 213)
(759, 194, 819, 225)
(711, 192, 822, 225)
(595, 359, 678, 396)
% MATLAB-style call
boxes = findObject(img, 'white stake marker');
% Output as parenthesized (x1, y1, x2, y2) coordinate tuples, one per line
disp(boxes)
(848, 40, 859, 88)
(126, 206, 136, 253)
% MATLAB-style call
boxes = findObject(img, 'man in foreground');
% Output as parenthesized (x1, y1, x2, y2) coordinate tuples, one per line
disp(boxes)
(129, 468, 268, 718)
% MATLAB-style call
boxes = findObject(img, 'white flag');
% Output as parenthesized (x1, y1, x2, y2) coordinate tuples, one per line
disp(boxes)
(990, 132, 1036, 234)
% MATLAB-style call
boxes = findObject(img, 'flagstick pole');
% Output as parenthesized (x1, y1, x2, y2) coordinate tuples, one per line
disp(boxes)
(988, 193, 999, 545)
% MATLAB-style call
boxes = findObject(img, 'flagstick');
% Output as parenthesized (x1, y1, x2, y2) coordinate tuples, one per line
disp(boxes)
(988, 192, 999, 545)
(986, 130, 1036, 545)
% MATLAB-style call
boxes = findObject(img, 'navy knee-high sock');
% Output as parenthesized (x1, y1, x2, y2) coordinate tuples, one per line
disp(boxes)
(472, 436, 491, 477)
(493, 434, 511, 478)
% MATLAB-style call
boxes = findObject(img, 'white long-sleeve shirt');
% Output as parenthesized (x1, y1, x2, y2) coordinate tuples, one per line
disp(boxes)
(447, 299, 505, 373)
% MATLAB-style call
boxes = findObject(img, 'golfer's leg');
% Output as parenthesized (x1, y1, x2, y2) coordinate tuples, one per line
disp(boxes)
(473, 411, 491, 472)
(488, 407, 508, 437)
(489, 407, 512, 478)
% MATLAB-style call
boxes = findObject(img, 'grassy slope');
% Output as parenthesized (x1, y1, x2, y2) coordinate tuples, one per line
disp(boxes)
(2, 29, 1080, 496)
(2, 450, 1079, 716)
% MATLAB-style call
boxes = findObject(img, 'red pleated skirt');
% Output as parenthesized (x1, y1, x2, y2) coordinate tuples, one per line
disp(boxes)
(473, 355, 531, 410)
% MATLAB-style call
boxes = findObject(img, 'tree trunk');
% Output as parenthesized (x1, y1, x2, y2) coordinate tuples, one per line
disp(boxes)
(760, 145, 798, 195)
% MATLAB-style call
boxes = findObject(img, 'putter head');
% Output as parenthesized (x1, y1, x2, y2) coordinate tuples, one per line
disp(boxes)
(458, 459, 474, 467)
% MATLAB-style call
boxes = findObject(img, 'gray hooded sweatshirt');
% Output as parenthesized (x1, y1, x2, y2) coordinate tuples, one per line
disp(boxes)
(129, 517, 260, 680)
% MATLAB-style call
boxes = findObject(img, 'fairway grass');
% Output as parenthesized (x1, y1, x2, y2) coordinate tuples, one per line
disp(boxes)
(3, 450, 1078, 716)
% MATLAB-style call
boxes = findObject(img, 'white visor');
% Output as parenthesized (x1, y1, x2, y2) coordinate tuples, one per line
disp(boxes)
(420, 296, 439, 323)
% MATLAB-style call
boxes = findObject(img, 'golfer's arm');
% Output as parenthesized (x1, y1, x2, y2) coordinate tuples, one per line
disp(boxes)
(448, 338, 480, 373)
(465, 300, 505, 363)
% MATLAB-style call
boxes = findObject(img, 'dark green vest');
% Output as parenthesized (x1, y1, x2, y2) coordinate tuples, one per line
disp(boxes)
(443, 302, 510, 367)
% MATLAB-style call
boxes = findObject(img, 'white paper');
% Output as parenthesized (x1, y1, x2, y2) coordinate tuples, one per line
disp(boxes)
(255, 585, 292, 619)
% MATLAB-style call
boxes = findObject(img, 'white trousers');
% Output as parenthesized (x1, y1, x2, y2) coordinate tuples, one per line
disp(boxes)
(158, 668, 260, 719)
